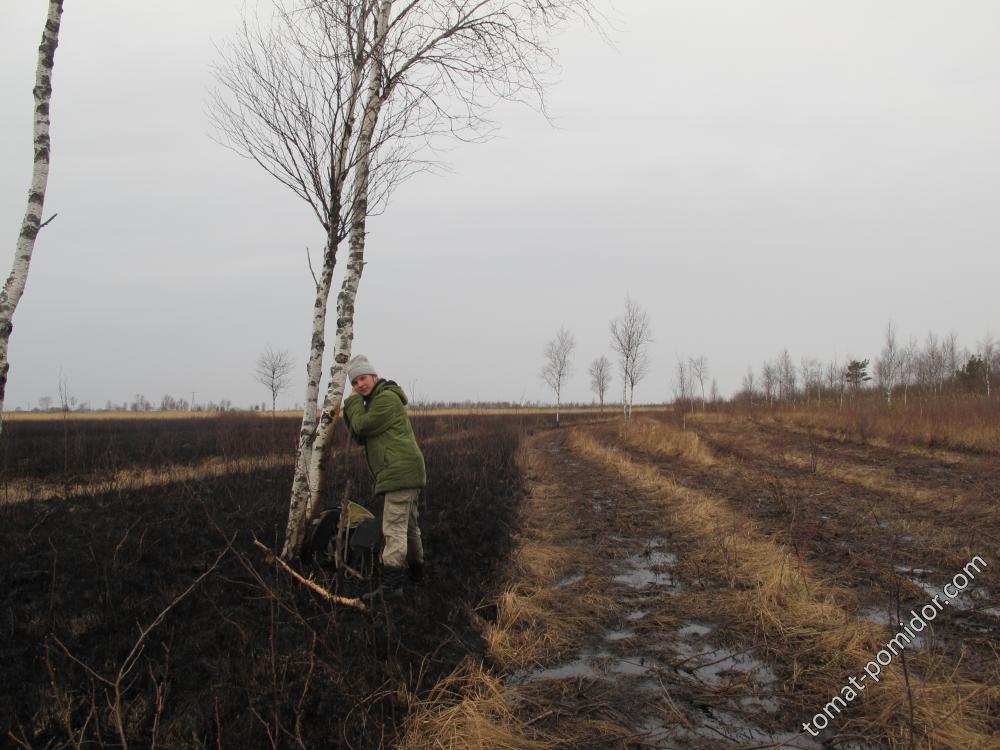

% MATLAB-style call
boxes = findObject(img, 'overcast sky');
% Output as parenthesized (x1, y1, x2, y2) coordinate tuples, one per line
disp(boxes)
(2, 1, 998, 409)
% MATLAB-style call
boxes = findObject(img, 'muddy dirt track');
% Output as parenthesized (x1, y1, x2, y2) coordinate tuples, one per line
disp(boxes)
(492, 418, 999, 749)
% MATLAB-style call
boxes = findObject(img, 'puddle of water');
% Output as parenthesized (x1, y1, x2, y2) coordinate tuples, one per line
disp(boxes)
(604, 628, 635, 642)
(856, 608, 929, 648)
(894, 565, 935, 576)
(595, 653, 650, 676)
(672, 640, 776, 685)
(555, 573, 584, 588)
(512, 655, 597, 683)
(858, 607, 890, 626)
(613, 549, 679, 588)
(624, 610, 649, 621)
(677, 622, 712, 638)
(739, 694, 780, 712)
(512, 648, 652, 683)
(947, 586, 992, 613)
(831, 740, 882, 750)
(673, 708, 821, 748)
(903, 576, 940, 599)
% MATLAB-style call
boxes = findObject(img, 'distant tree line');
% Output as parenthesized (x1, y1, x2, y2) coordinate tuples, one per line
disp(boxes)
(731, 324, 998, 409)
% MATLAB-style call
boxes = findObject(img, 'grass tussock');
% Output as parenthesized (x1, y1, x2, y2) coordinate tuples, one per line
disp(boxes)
(566, 428, 1000, 749)
(399, 662, 548, 750)
(486, 583, 617, 672)
(622, 418, 716, 466)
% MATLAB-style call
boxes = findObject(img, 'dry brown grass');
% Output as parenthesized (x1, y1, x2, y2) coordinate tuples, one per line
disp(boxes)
(2, 410, 271, 421)
(399, 662, 550, 750)
(622, 417, 716, 466)
(766, 401, 1000, 455)
(714, 419, 984, 513)
(567, 427, 1000, 749)
(0, 453, 294, 504)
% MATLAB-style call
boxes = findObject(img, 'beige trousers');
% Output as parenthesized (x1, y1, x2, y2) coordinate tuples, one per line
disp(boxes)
(381, 489, 424, 569)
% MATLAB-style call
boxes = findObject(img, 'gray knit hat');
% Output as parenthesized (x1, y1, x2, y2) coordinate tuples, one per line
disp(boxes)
(347, 355, 377, 383)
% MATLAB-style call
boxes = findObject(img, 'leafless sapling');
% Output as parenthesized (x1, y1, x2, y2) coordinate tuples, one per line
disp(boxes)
(674, 358, 692, 411)
(588, 355, 612, 413)
(688, 355, 709, 411)
(254, 346, 295, 415)
(777, 349, 796, 403)
(609, 295, 652, 428)
(875, 320, 900, 406)
(978, 333, 995, 399)
(540, 327, 576, 426)
(741, 365, 755, 409)
(760, 361, 777, 406)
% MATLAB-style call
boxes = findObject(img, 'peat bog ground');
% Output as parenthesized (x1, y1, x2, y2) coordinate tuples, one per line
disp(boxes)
(2, 409, 997, 748)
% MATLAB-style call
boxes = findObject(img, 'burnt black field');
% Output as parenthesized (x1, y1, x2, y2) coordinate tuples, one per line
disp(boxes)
(0, 412, 582, 748)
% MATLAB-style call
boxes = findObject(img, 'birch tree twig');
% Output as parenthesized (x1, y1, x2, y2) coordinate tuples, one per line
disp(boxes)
(253, 537, 367, 610)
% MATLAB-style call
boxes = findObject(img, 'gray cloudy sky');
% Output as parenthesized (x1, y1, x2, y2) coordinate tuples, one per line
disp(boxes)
(2, 1, 998, 409)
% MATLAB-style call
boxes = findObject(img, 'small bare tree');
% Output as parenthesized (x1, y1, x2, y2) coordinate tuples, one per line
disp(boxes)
(674, 358, 692, 409)
(0, 0, 65, 434)
(979, 334, 995, 399)
(609, 295, 652, 427)
(800, 357, 822, 406)
(541, 327, 575, 426)
(588, 355, 612, 413)
(254, 346, 295, 415)
(778, 349, 797, 402)
(688, 355, 709, 411)
(741, 366, 755, 408)
(760, 361, 777, 406)
(876, 320, 900, 406)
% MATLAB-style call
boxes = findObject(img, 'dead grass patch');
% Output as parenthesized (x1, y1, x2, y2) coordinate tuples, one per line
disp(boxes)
(0, 453, 294, 503)
(622, 418, 715, 467)
(400, 662, 550, 750)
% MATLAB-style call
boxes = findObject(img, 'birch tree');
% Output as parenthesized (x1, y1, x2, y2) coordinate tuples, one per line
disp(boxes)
(800, 356, 822, 406)
(741, 366, 755, 408)
(213, 0, 600, 559)
(609, 295, 652, 427)
(978, 334, 995, 399)
(0, 0, 64, 433)
(777, 349, 796, 402)
(688, 355, 708, 410)
(674, 359, 692, 410)
(760, 361, 777, 406)
(588, 355, 611, 412)
(540, 327, 575, 425)
(875, 320, 900, 406)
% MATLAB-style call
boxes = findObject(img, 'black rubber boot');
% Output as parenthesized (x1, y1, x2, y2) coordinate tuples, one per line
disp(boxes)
(408, 561, 424, 584)
(362, 566, 407, 602)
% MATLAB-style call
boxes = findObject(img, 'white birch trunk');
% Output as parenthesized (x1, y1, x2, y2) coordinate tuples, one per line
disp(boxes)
(282, 0, 392, 560)
(0, 0, 64, 432)
(285, 230, 338, 542)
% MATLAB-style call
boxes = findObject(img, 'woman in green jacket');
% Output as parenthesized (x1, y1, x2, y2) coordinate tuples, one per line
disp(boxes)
(343, 355, 426, 598)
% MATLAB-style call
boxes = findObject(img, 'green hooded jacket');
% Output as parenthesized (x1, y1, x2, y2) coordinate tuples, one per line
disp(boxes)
(343, 379, 426, 494)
